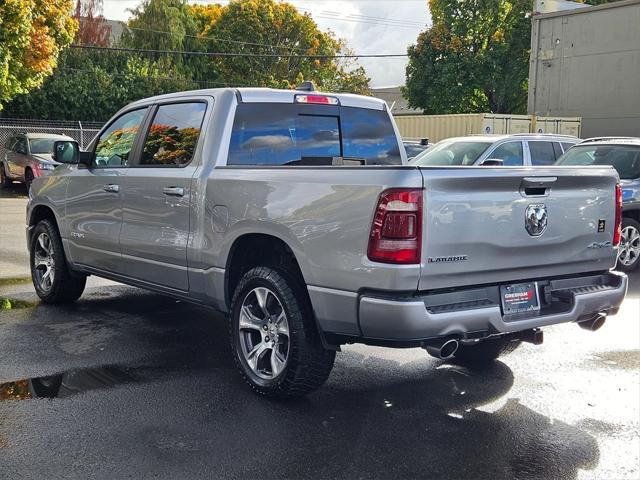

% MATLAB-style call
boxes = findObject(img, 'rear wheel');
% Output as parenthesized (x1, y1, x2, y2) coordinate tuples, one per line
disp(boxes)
(0, 164, 10, 188)
(24, 169, 34, 191)
(453, 336, 521, 367)
(30, 219, 86, 303)
(230, 266, 335, 398)
(617, 218, 640, 272)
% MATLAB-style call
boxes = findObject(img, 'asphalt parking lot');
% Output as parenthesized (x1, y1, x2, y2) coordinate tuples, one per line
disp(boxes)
(1, 186, 639, 479)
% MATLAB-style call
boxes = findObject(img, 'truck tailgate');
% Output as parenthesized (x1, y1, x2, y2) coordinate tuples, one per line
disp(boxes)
(418, 166, 619, 290)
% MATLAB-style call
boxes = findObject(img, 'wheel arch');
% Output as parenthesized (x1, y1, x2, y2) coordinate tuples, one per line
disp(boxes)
(27, 204, 59, 250)
(224, 233, 308, 310)
(623, 208, 640, 224)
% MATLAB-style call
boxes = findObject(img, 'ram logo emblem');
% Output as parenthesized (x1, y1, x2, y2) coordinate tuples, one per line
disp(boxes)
(525, 204, 547, 236)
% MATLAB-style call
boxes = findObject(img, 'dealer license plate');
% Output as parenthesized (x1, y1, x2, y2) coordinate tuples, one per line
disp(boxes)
(500, 282, 540, 314)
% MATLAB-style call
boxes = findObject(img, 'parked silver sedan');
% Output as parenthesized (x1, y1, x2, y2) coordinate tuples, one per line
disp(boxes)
(0, 132, 74, 190)
(410, 134, 579, 167)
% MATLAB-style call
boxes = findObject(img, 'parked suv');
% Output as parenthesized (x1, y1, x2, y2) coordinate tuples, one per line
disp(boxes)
(557, 138, 640, 271)
(410, 134, 579, 167)
(26, 87, 626, 397)
(0, 133, 74, 190)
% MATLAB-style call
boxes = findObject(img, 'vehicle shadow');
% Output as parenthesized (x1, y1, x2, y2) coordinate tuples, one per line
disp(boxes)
(0, 182, 28, 198)
(3, 288, 601, 479)
(625, 269, 640, 298)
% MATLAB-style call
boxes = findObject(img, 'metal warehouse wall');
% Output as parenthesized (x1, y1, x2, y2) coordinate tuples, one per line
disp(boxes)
(528, 0, 640, 138)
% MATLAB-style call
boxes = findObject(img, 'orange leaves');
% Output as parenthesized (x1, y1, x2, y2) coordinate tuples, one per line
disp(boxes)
(0, 0, 77, 106)
(25, 20, 57, 73)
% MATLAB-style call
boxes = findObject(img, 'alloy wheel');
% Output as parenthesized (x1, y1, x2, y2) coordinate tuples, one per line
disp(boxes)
(618, 225, 640, 267)
(238, 286, 290, 380)
(33, 232, 55, 292)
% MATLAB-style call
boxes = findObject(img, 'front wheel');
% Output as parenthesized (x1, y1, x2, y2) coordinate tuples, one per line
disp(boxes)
(617, 218, 640, 272)
(230, 267, 335, 398)
(453, 336, 521, 367)
(30, 219, 86, 303)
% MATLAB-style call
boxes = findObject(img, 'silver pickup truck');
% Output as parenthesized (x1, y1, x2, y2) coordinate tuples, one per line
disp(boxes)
(27, 87, 628, 397)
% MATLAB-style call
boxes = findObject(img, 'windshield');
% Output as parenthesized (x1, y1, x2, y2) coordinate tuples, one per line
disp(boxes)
(410, 139, 491, 166)
(28, 138, 57, 155)
(557, 144, 640, 180)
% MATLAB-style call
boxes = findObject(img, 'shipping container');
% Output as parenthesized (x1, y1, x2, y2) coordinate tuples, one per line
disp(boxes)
(394, 113, 581, 143)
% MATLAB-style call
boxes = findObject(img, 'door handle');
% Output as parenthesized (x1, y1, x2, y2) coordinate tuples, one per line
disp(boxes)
(103, 184, 119, 193)
(163, 186, 184, 197)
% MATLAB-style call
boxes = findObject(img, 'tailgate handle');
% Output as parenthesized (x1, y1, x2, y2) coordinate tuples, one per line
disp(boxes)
(521, 177, 557, 197)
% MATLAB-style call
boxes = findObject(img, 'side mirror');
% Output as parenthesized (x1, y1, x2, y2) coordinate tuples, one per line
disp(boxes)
(52, 141, 93, 166)
(478, 158, 504, 167)
(52, 140, 79, 164)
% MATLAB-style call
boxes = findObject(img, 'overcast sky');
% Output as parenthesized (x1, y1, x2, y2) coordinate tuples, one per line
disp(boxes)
(102, 0, 431, 87)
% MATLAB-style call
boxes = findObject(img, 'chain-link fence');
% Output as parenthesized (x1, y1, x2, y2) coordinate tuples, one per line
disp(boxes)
(0, 118, 103, 150)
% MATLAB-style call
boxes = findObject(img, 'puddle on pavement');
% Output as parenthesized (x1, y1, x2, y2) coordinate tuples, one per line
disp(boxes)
(0, 365, 138, 401)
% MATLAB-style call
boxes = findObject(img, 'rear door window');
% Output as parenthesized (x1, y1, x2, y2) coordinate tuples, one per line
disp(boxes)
(139, 102, 207, 167)
(488, 141, 524, 166)
(528, 141, 557, 166)
(228, 103, 401, 166)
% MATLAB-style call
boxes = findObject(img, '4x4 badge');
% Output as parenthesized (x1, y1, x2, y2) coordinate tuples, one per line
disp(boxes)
(525, 204, 547, 236)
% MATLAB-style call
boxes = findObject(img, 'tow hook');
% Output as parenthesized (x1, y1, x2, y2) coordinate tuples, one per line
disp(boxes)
(518, 328, 544, 345)
(578, 313, 606, 332)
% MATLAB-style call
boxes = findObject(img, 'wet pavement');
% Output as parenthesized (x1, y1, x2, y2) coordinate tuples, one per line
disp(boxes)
(0, 272, 638, 479)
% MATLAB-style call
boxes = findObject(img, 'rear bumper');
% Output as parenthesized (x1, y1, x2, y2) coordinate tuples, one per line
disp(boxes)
(357, 271, 627, 342)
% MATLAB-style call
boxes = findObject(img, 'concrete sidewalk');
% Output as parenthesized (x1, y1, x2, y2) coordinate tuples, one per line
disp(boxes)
(0, 186, 30, 279)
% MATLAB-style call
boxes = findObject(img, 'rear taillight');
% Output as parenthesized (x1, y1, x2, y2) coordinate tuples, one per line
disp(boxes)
(614, 183, 622, 246)
(367, 188, 423, 264)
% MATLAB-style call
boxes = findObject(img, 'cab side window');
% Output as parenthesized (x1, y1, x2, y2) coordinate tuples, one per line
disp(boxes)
(489, 142, 523, 166)
(529, 141, 557, 166)
(14, 136, 28, 154)
(94, 109, 147, 167)
(139, 102, 206, 167)
(4, 136, 16, 151)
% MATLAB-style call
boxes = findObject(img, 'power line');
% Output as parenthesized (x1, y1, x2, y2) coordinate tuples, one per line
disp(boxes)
(70, 44, 409, 58)
(120, 25, 312, 53)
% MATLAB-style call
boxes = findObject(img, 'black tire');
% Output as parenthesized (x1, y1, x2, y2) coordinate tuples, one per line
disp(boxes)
(230, 266, 335, 398)
(30, 219, 86, 304)
(0, 163, 11, 188)
(617, 218, 640, 272)
(453, 336, 521, 367)
(24, 169, 34, 191)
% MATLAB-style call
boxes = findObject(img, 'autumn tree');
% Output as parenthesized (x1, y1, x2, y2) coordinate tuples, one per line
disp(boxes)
(197, 0, 369, 93)
(74, 0, 112, 46)
(0, 0, 78, 109)
(404, 0, 531, 114)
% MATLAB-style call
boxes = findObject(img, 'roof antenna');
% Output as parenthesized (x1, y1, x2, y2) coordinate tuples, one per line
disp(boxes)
(296, 81, 316, 92)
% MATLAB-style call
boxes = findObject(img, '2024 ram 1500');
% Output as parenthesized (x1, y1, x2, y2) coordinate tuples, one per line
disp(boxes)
(27, 87, 628, 397)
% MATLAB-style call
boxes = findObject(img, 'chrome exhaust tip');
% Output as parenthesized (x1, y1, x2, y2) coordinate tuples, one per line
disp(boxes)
(578, 314, 606, 332)
(425, 339, 459, 359)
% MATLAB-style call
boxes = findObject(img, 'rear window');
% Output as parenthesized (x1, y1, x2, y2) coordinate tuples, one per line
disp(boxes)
(227, 103, 401, 166)
(556, 144, 640, 180)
